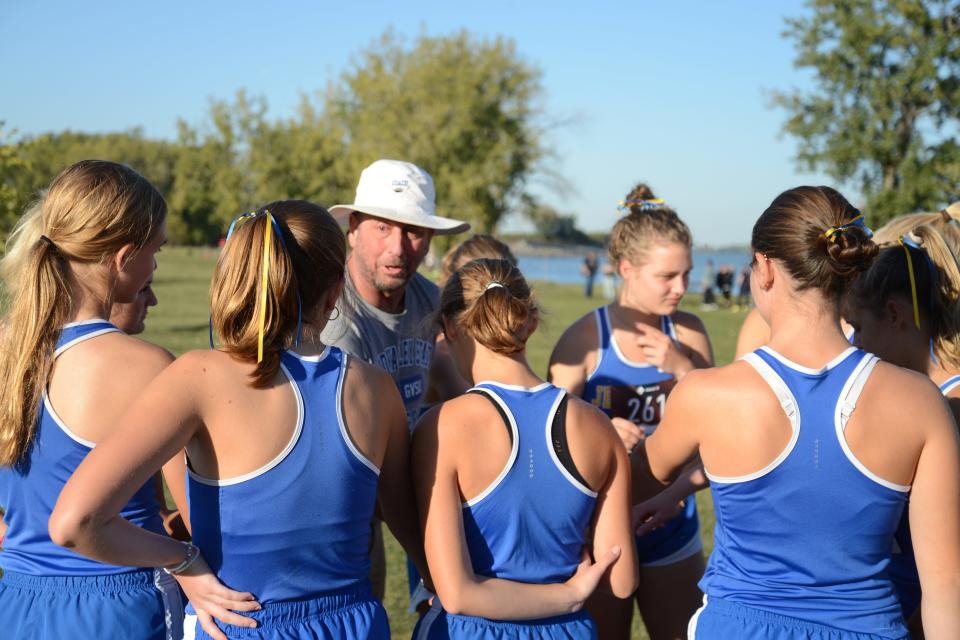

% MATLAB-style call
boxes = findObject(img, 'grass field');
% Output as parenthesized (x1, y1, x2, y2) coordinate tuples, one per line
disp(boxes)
(141, 248, 749, 640)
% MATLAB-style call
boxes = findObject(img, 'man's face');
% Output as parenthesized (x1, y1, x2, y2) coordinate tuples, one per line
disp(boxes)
(348, 214, 434, 293)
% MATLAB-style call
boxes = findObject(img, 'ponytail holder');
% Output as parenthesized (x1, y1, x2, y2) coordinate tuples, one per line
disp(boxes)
(941, 209, 953, 224)
(485, 282, 506, 292)
(823, 215, 873, 244)
(617, 198, 666, 213)
(39, 235, 56, 250)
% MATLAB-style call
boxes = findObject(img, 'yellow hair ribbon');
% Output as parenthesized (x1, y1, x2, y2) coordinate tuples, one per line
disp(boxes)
(257, 210, 273, 363)
(823, 214, 870, 243)
(898, 238, 921, 330)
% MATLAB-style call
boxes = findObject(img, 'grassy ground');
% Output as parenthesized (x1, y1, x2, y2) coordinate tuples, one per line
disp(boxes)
(138, 248, 748, 639)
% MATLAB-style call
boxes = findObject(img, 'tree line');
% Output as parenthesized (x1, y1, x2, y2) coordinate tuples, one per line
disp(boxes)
(0, 31, 549, 246)
(2, 2, 958, 245)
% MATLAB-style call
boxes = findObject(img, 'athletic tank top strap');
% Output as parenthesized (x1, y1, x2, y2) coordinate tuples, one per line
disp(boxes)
(56, 318, 122, 353)
(0, 318, 163, 577)
(660, 314, 678, 342)
(460, 382, 597, 584)
(939, 374, 960, 395)
(187, 346, 379, 604)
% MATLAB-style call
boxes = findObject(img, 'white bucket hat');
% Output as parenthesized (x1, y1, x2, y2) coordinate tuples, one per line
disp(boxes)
(329, 159, 471, 235)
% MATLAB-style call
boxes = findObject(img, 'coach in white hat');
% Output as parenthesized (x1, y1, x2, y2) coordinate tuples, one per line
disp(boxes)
(322, 159, 469, 605)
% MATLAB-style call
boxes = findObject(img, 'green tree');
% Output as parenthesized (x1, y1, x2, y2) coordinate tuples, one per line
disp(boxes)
(167, 91, 265, 244)
(327, 30, 548, 236)
(0, 123, 30, 232)
(773, 0, 960, 223)
(525, 202, 596, 245)
(4, 128, 179, 235)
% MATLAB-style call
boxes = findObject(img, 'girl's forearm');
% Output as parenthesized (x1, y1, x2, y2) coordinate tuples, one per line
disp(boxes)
(443, 577, 580, 620)
(51, 514, 187, 569)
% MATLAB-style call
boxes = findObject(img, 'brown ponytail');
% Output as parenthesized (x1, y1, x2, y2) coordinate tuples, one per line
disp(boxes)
(210, 200, 345, 387)
(752, 186, 877, 301)
(439, 258, 539, 355)
(0, 160, 166, 466)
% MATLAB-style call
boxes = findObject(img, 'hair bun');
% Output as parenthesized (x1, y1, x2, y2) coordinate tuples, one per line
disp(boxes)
(823, 226, 878, 276)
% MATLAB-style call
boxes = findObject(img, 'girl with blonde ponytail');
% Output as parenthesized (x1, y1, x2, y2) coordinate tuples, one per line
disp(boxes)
(52, 200, 429, 640)
(411, 258, 636, 640)
(846, 224, 960, 637)
(0, 160, 182, 639)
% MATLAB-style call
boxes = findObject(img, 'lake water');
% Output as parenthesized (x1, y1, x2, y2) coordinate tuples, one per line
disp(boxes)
(516, 248, 751, 293)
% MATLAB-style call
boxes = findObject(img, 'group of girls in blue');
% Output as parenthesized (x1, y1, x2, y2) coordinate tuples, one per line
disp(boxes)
(0, 159, 957, 640)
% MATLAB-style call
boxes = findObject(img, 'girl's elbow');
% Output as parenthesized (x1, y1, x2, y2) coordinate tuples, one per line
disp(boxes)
(611, 572, 639, 599)
(432, 581, 469, 615)
(48, 506, 93, 549)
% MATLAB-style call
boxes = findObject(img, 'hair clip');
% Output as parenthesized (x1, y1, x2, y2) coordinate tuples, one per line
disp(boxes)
(485, 281, 506, 291)
(823, 215, 874, 243)
(617, 198, 667, 213)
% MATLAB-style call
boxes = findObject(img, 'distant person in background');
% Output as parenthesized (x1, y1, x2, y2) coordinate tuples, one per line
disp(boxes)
(321, 159, 469, 606)
(716, 265, 734, 307)
(602, 261, 617, 300)
(700, 259, 717, 309)
(582, 251, 599, 297)
(735, 263, 752, 309)
(550, 182, 714, 640)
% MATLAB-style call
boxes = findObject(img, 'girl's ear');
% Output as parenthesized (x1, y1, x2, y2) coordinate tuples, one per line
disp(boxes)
(753, 253, 774, 291)
(113, 242, 137, 273)
(618, 259, 633, 280)
(886, 298, 910, 330)
(441, 316, 458, 342)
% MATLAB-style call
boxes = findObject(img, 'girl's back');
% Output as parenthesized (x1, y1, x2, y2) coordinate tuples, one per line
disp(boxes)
(1, 321, 170, 576)
(695, 346, 920, 636)
(455, 381, 599, 583)
(184, 347, 381, 604)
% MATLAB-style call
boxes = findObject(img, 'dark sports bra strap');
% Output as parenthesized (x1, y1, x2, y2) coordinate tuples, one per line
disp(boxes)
(467, 388, 514, 446)
(550, 394, 591, 489)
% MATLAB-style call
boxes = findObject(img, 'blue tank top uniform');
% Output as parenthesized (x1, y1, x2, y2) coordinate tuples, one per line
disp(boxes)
(0, 319, 182, 640)
(186, 346, 387, 640)
(581, 306, 701, 565)
(414, 382, 599, 640)
(691, 347, 910, 640)
(887, 373, 960, 620)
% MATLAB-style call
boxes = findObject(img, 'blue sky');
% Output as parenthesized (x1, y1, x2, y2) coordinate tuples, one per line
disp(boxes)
(1, 0, 838, 245)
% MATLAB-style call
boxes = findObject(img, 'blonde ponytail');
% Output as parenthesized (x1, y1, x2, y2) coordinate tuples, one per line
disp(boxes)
(0, 160, 166, 466)
(210, 201, 345, 388)
(910, 225, 960, 370)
